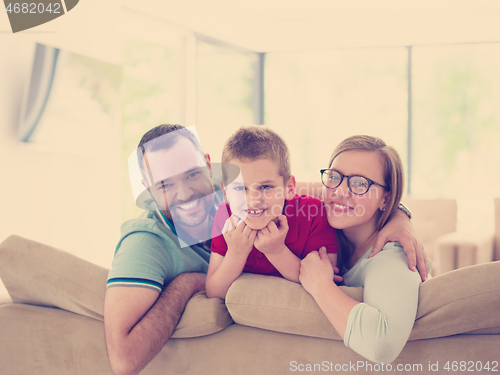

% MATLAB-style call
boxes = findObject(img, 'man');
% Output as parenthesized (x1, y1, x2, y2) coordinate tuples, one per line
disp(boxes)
(104, 124, 429, 375)
(105, 125, 219, 375)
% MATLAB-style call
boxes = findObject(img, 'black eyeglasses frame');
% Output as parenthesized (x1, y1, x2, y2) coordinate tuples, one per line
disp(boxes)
(320, 169, 389, 195)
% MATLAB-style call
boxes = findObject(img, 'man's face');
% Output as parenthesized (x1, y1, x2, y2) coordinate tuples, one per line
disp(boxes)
(143, 137, 214, 230)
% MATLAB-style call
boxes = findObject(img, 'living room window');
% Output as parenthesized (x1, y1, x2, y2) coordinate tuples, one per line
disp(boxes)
(120, 35, 261, 221)
(119, 12, 499, 234)
(265, 47, 408, 183)
(411, 43, 500, 232)
(195, 37, 262, 162)
(121, 37, 184, 221)
(265, 42, 500, 233)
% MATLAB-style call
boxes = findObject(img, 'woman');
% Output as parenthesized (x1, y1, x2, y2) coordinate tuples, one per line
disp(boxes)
(299, 135, 421, 364)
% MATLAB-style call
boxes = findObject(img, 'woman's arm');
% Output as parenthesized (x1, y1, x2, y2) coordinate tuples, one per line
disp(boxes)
(345, 246, 421, 363)
(300, 245, 421, 364)
(299, 248, 359, 339)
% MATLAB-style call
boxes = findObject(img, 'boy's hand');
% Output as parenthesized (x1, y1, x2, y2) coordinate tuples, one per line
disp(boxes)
(254, 215, 289, 256)
(223, 215, 257, 257)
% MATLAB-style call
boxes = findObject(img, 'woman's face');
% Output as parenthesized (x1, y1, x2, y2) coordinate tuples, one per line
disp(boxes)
(322, 150, 390, 231)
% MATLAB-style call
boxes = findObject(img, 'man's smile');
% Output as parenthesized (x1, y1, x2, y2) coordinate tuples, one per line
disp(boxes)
(175, 199, 201, 211)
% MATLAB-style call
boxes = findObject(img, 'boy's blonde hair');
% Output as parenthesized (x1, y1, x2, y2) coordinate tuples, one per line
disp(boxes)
(222, 125, 291, 184)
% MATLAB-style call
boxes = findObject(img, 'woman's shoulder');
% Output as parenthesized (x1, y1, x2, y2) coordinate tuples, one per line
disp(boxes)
(346, 242, 407, 275)
(367, 241, 406, 263)
(380, 241, 404, 252)
(353, 242, 403, 267)
(362, 242, 422, 281)
(344, 241, 420, 286)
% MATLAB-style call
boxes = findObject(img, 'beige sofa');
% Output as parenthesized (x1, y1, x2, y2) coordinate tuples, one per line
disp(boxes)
(1, 234, 500, 375)
(434, 197, 500, 274)
(403, 197, 458, 275)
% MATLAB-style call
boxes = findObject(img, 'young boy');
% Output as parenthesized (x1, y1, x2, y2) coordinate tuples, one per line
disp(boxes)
(205, 125, 338, 299)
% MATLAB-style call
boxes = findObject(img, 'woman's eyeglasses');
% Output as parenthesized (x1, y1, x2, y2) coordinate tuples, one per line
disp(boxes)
(320, 169, 388, 195)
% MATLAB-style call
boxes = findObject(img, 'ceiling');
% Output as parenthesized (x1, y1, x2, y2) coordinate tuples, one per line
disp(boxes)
(123, 0, 500, 52)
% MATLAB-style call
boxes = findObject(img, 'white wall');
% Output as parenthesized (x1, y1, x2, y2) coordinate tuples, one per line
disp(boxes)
(0, 0, 123, 280)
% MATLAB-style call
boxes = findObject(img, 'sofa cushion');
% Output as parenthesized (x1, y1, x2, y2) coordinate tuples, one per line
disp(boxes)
(226, 274, 358, 340)
(410, 260, 500, 339)
(0, 235, 232, 338)
(226, 260, 500, 341)
(171, 291, 233, 338)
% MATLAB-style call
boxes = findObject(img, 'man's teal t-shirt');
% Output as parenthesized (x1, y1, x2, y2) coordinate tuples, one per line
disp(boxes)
(106, 200, 212, 292)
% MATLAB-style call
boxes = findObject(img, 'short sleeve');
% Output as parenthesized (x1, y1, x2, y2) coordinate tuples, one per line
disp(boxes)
(107, 231, 174, 292)
(343, 244, 421, 363)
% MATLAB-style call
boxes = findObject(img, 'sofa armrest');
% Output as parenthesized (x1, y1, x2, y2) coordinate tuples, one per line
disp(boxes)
(0, 235, 232, 338)
(435, 231, 494, 274)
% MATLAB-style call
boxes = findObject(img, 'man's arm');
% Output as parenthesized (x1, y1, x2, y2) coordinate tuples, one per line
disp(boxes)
(104, 272, 205, 375)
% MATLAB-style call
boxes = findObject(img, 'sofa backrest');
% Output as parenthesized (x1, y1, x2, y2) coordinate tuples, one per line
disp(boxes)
(495, 198, 500, 261)
(402, 196, 457, 257)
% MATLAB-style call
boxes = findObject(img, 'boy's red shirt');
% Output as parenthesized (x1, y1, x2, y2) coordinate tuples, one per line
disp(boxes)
(210, 194, 338, 277)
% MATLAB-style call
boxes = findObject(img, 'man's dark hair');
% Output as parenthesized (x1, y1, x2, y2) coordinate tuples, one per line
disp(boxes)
(137, 124, 205, 185)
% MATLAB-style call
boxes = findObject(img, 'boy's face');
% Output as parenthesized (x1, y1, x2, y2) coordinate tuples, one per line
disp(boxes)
(225, 158, 295, 230)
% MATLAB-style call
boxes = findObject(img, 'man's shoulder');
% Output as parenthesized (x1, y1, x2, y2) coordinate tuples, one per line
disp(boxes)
(119, 210, 177, 246)
(122, 208, 165, 231)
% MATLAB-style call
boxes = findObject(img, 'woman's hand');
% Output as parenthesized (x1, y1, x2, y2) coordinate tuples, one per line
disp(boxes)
(299, 247, 341, 296)
(370, 209, 429, 281)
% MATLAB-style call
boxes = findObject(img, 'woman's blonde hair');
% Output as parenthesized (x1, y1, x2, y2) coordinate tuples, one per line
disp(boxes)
(328, 135, 404, 272)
